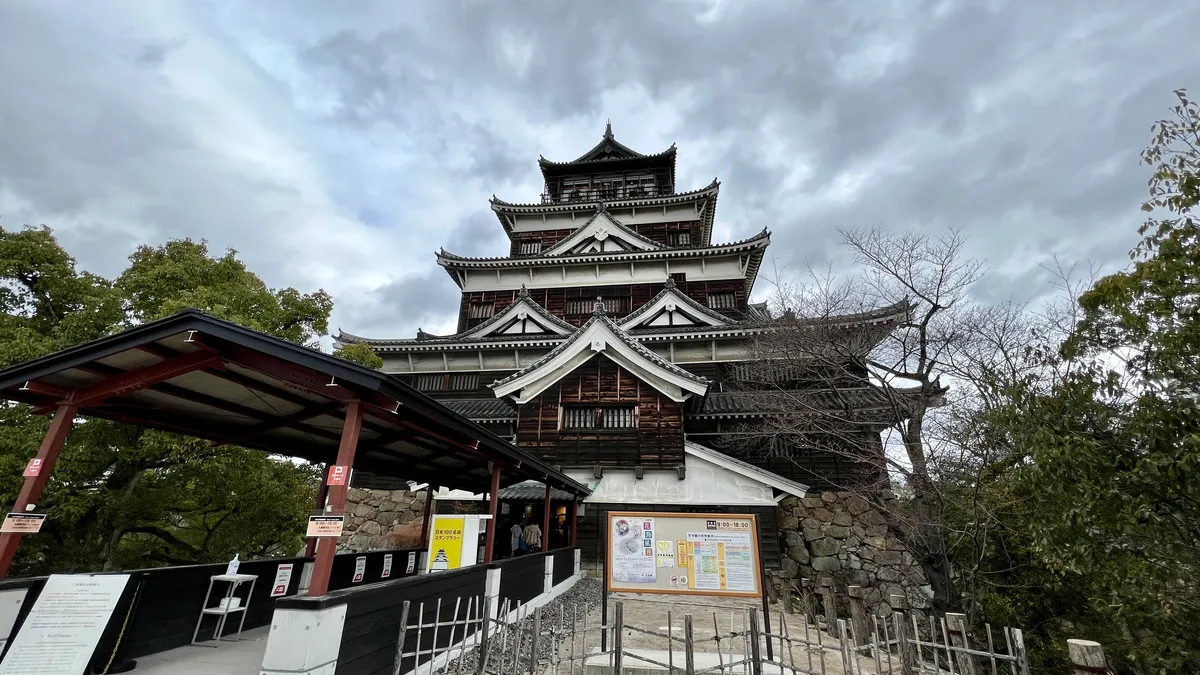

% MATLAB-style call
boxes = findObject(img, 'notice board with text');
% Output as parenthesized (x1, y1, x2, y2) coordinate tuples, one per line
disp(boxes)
(605, 512, 763, 598)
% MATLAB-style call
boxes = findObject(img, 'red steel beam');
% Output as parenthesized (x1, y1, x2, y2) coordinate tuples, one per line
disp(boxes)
(308, 401, 364, 597)
(215, 401, 344, 447)
(32, 350, 223, 415)
(0, 404, 78, 578)
(483, 463, 501, 563)
(203, 339, 484, 454)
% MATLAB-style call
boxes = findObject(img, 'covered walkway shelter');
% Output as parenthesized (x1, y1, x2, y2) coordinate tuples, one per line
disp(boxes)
(0, 309, 590, 597)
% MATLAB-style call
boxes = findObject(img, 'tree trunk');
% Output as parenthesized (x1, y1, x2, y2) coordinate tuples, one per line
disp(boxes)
(902, 415, 958, 612)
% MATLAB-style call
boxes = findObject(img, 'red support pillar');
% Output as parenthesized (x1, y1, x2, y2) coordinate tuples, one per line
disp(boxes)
(541, 483, 551, 552)
(0, 404, 78, 579)
(570, 498, 579, 547)
(418, 483, 436, 549)
(304, 464, 330, 558)
(483, 463, 501, 563)
(307, 401, 364, 597)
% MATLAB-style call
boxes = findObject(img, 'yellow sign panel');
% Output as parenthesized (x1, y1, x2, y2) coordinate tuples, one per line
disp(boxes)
(427, 516, 466, 572)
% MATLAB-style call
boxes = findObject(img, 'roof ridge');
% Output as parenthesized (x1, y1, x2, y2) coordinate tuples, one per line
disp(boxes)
(618, 278, 733, 329)
(490, 314, 709, 391)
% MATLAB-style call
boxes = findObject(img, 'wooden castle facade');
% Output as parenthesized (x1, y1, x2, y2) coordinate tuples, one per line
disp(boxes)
(338, 124, 908, 568)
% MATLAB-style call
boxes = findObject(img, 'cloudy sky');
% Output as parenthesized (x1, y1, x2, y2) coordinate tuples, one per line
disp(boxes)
(1, 0, 1195, 341)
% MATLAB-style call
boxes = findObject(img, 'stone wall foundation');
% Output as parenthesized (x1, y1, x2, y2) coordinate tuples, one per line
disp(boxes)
(776, 491, 931, 618)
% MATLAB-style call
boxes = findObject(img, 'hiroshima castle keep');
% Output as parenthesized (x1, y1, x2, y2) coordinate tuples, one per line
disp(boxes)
(339, 124, 929, 604)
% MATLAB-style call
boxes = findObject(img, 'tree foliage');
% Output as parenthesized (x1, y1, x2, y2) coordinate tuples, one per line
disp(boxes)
(971, 89, 1200, 673)
(0, 228, 327, 574)
(334, 341, 384, 369)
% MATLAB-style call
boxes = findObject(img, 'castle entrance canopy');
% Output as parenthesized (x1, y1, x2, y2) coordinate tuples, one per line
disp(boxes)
(0, 309, 589, 592)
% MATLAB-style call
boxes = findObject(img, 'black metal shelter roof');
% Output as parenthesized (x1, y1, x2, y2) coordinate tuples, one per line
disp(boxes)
(0, 310, 590, 497)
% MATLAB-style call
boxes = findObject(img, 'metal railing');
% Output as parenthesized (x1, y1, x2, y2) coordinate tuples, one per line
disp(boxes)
(540, 185, 675, 204)
(390, 588, 1033, 675)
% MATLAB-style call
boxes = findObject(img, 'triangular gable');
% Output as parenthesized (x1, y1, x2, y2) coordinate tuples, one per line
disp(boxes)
(461, 288, 575, 339)
(542, 209, 662, 256)
(572, 121, 644, 162)
(619, 278, 731, 330)
(491, 313, 709, 405)
(684, 441, 809, 498)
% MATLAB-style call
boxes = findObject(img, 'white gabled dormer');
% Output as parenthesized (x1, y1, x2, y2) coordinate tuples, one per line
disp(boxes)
(461, 286, 576, 339)
(541, 207, 663, 256)
(491, 301, 710, 405)
(618, 277, 732, 330)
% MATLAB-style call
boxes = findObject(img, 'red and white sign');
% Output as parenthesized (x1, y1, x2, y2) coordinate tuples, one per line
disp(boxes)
(352, 556, 367, 583)
(270, 563, 295, 597)
(406, 551, 417, 574)
(22, 459, 42, 478)
(327, 465, 349, 486)
(381, 554, 393, 579)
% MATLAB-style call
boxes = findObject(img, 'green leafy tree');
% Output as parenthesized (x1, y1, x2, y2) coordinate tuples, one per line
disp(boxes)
(0, 228, 329, 574)
(971, 89, 1200, 674)
(334, 341, 383, 369)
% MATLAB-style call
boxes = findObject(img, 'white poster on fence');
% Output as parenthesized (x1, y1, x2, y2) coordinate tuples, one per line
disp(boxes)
(352, 556, 367, 583)
(381, 554, 393, 579)
(271, 563, 294, 597)
(0, 574, 130, 675)
(610, 516, 656, 583)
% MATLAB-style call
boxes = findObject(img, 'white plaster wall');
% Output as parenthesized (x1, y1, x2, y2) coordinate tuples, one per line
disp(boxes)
(379, 339, 755, 374)
(564, 453, 776, 506)
(507, 201, 707, 232)
(457, 255, 748, 292)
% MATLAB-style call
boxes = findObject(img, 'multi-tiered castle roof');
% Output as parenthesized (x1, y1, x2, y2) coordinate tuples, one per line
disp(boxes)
(338, 124, 911, 492)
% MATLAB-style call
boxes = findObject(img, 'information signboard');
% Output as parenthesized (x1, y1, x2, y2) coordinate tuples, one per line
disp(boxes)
(605, 512, 763, 598)
(0, 574, 130, 675)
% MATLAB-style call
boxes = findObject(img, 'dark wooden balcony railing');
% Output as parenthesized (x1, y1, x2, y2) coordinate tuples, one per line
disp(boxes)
(540, 184, 675, 204)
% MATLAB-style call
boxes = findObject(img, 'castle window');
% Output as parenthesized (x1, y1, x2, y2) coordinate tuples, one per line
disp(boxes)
(667, 231, 692, 246)
(566, 297, 629, 315)
(468, 302, 495, 319)
(707, 292, 736, 310)
(415, 374, 444, 391)
(518, 241, 541, 255)
(415, 373, 479, 392)
(448, 373, 479, 390)
(562, 405, 637, 431)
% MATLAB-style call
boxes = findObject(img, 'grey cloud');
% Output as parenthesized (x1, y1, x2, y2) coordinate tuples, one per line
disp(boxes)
(2, 0, 1198, 343)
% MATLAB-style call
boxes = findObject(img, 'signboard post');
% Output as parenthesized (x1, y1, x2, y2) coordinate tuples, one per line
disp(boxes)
(0, 574, 131, 675)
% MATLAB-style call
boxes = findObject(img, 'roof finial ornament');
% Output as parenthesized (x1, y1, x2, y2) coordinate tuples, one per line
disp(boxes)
(604, 119, 613, 140)
(518, 283, 529, 298)
(593, 296, 607, 316)
(664, 275, 676, 289)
